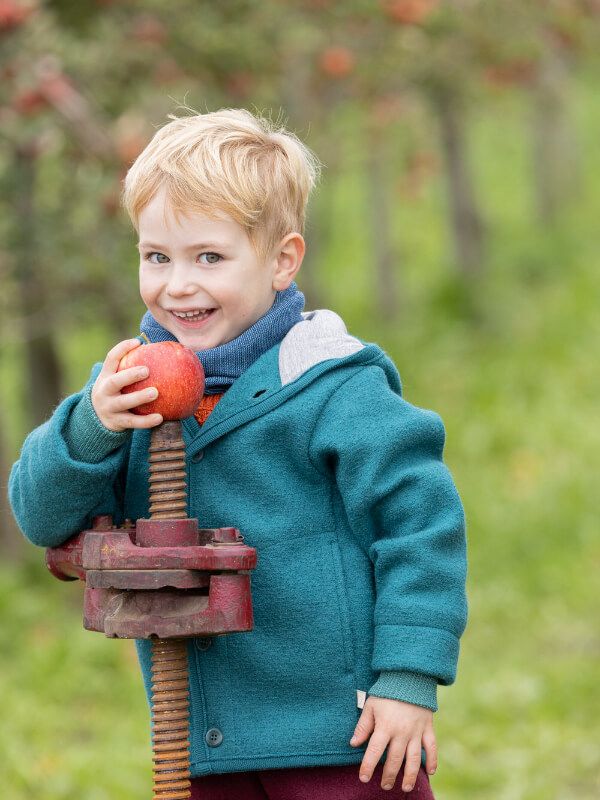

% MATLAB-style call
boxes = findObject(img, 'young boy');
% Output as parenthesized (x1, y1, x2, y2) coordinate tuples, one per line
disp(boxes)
(9, 108, 467, 798)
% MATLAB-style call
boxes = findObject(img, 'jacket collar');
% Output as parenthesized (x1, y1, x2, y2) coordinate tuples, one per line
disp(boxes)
(182, 310, 387, 455)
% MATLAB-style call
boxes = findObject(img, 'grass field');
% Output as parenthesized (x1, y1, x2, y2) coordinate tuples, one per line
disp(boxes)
(1, 85, 599, 798)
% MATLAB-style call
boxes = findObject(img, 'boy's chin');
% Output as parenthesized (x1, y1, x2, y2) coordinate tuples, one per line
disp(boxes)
(159, 311, 224, 350)
(173, 330, 227, 352)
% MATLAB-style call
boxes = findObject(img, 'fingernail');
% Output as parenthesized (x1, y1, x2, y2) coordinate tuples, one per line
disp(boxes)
(428, 768, 436, 775)
(360, 774, 369, 783)
(147, 388, 158, 398)
(383, 784, 393, 791)
(350, 736, 358, 744)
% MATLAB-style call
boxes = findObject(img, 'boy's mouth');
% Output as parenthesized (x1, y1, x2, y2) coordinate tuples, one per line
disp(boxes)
(169, 308, 217, 326)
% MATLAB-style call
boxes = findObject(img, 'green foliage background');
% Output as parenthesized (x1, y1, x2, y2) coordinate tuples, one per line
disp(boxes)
(1, 4, 599, 798)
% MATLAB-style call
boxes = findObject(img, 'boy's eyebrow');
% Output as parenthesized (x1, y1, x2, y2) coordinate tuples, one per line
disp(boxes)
(137, 241, 229, 250)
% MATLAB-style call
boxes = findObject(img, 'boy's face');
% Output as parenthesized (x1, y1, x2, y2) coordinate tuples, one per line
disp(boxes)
(137, 186, 287, 351)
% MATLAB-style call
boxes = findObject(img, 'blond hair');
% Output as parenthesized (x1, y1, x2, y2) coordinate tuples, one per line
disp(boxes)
(121, 107, 322, 261)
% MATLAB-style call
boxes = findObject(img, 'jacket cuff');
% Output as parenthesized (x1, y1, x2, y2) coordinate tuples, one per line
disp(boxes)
(368, 670, 438, 712)
(372, 623, 460, 686)
(63, 385, 129, 463)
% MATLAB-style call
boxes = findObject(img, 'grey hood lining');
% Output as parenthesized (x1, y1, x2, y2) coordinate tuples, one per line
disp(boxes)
(278, 309, 365, 386)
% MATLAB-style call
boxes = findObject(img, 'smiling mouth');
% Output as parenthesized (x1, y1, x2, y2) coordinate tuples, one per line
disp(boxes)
(170, 308, 216, 322)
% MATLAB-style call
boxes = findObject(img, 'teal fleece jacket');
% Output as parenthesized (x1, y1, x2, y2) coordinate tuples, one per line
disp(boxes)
(9, 310, 467, 777)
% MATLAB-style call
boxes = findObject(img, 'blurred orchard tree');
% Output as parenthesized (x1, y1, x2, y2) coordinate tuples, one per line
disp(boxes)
(1, 0, 600, 551)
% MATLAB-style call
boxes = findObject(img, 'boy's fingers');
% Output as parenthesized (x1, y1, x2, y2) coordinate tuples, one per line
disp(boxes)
(102, 338, 143, 374)
(350, 702, 375, 746)
(401, 739, 422, 792)
(380, 739, 407, 790)
(116, 412, 163, 430)
(112, 387, 158, 413)
(130, 413, 163, 429)
(423, 728, 438, 775)
(109, 365, 150, 391)
(359, 730, 389, 784)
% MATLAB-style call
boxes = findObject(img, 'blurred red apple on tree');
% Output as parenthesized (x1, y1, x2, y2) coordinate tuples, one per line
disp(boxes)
(0, 0, 35, 32)
(118, 342, 205, 420)
(12, 87, 48, 116)
(319, 46, 355, 79)
(383, 0, 438, 25)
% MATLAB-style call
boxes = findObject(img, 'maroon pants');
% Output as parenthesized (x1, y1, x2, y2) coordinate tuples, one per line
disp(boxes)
(190, 763, 434, 800)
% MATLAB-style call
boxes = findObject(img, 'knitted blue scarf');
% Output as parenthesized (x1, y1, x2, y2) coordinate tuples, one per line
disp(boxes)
(139, 283, 305, 394)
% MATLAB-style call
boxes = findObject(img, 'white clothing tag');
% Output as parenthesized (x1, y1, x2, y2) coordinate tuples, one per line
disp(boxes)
(356, 690, 367, 709)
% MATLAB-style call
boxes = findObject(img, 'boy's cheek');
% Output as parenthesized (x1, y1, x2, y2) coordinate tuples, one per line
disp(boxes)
(138, 281, 160, 309)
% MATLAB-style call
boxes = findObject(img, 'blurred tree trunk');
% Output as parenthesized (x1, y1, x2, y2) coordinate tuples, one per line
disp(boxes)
(12, 144, 64, 427)
(531, 42, 579, 227)
(431, 89, 485, 276)
(366, 122, 400, 320)
(302, 189, 331, 310)
(302, 80, 345, 312)
(281, 43, 322, 309)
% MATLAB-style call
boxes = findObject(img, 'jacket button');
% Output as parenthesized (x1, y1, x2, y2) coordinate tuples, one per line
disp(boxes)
(191, 450, 204, 463)
(195, 637, 212, 651)
(205, 728, 223, 747)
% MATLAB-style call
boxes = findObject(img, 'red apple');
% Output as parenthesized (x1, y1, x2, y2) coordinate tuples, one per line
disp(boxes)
(118, 342, 205, 420)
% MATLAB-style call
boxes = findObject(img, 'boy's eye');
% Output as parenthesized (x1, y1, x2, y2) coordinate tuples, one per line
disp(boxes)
(199, 252, 221, 265)
(144, 252, 221, 265)
(146, 252, 169, 264)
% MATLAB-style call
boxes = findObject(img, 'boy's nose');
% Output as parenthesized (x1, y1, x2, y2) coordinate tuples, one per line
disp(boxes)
(166, 265, 199, 297)
(166, 282, 197, 297)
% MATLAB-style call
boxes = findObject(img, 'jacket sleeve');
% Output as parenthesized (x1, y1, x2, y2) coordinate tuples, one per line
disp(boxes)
(8, 363, 131, 547)
(308, 363, 467, 704)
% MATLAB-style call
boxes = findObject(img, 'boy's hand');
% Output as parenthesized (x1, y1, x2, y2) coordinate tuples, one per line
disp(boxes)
(350, 696, 437, 792)
(91, 339, 163, 432)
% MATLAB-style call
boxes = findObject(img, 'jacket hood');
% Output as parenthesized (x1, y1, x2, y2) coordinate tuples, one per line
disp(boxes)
(279, 310, 366, 385)
(279, 309, 401, 395)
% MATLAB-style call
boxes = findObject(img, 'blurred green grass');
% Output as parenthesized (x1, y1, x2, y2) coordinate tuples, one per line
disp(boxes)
(1, 85, 599, 798)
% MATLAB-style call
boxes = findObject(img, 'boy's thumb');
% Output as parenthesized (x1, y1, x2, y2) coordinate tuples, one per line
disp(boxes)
(350, 703, 374, 746)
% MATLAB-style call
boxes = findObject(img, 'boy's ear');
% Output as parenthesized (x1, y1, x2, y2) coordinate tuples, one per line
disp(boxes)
(271, 232, 305, 291)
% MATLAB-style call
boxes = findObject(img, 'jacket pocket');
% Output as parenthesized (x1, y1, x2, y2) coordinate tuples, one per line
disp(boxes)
(329, 538, 356, 674)
(217, 536, 356, 757)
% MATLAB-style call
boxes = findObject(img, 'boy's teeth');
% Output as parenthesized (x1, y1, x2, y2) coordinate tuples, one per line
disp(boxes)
(173, 309, 212, 319)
